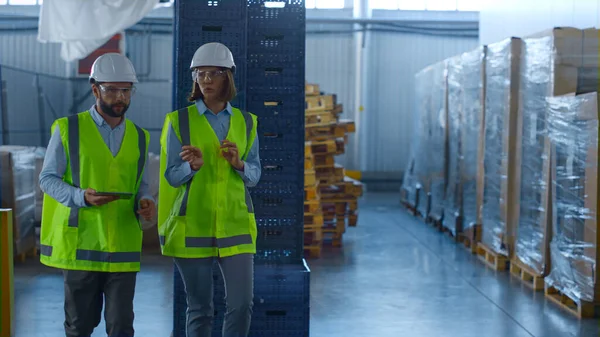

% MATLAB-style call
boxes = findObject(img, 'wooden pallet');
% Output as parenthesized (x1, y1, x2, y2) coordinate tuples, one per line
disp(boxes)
(304, 223, 323, 238)
(304, 244, 322, 258)
(348, 211, 358, 227)
(304, 199, 321, 213)
(310, 140, 337, 155)
(305, 83, 320, 96)
(509, 258, 545, 291)
(401, 199, 418, 216)
(314, 154, 335, 167)
(306, 111, 338, 126)
(457, 224, 481, 254)
(322, 219, 345, 247)
(304, 184, 320, 201)
(320, 179, 363, 199)
(459, 235, 475, 253)
(321, 200, 349, 214)
(304, 213, 324, 226)
(306, 123, 347, 141)
(305, 169, 317, 187)
(545, 284, 599, 318)
(305, 95, 336, 111)
(305, 142, 313, 157)
(316, 165, 345, 184)
(334, 138, 345, 155)
(338, 119, 356, 133)
(304, 156, 314, 170)
(476, 242, 509, 271)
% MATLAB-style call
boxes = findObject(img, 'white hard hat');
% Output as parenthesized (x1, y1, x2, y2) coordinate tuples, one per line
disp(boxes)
(190, 42, 236, 73)
(89, 53, 138, 83)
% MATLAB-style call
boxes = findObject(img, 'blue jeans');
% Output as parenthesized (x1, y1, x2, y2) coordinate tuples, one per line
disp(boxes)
(174, 254, 254, 337)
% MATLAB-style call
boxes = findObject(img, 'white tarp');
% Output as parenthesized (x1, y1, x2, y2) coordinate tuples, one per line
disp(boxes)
(37, 0, 160, 62)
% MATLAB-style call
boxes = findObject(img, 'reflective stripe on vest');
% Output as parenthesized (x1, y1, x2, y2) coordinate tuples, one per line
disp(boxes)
(40, 245, 141, 263)
(159, 233, 253, 248)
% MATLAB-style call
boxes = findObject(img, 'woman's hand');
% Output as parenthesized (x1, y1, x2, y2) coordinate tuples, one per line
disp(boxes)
(180, 145, 204, 171)
(137, 199, 156, 221)
(220, 140, 244, 171)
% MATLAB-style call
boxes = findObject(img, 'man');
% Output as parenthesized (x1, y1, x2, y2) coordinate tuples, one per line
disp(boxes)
(38, 53, 155, 337)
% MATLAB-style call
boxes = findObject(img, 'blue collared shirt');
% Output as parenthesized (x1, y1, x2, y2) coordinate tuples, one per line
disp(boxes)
(164, 100, 261, 187)
(38, 105, 154, 208)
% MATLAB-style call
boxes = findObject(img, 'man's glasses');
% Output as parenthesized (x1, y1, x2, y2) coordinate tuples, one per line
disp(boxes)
(98, 85, 136, 98)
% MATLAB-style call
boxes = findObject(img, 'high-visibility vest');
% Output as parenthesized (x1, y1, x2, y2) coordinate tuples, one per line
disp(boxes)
(39, 111, 150, 272)
(158, 104, 258, 258)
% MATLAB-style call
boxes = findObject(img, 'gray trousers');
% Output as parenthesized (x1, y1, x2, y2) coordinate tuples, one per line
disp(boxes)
(63, 270, 137, 337)
(174, 254, 254, 337)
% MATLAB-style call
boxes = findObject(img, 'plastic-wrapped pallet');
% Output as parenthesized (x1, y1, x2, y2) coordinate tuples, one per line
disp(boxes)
(461, 46, 486, 244)
(545, 92, 599, 308)
(427, 60, 449, 223)
(513, 28, 593, 276)
(0, 146, 37, 256)
(481, 37, 522, 257)
(400, 156, 418, 209)
(402, 65, 434, 217)
(443, 55, 463, 235)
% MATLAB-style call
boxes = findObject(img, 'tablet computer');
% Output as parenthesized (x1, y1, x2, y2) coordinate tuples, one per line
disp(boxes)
(95, 192, 134, 199)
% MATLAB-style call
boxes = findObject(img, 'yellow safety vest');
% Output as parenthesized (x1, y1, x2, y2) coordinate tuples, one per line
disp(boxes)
(39, 111, 150, 272)
(158, 104, 258, 258)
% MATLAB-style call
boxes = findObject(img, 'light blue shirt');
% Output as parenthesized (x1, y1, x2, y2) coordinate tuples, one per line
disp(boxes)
(38, 105, 153, 208)
(164, 100, 261, 187)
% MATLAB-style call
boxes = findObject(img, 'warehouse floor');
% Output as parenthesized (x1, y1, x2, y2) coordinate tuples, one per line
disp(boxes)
(12, 192, 600, 337)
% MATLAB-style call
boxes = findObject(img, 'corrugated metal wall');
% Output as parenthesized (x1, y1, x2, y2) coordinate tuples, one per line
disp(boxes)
(0, 30, 68, 77)
(305, 9, 356, 168)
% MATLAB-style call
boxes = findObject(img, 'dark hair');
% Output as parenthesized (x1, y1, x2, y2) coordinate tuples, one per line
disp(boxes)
(187, 69, 237, 102)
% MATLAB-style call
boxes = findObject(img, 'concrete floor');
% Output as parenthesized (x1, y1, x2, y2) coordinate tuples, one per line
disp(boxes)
(12, 192, 600, 337)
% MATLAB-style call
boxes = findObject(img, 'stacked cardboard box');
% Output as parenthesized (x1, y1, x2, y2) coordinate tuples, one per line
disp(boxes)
(400, 61, 448, 222)
(477, 37, 523, 269)
(545, 92, 600, 317)
(443, 55, 464, 238)
(507, 28, 591, 287)
(442, 47, 486, 250)
(304, 83, 363, 249)
(401, 67, 434, 217)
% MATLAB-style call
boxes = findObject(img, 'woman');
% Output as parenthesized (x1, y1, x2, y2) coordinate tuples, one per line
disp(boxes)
(158, 42, 261, 337)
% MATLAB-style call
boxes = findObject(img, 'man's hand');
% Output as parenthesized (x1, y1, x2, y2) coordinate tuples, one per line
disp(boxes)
(180, 145, 203, 171)
(220, 140, 244, 171)
(84, 188, 119, 207)
(137, 199, 156, 221)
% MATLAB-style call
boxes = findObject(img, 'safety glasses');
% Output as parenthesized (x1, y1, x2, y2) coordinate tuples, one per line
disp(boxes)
(98, 85, 137, 98)
(192, 69, 227, 81)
